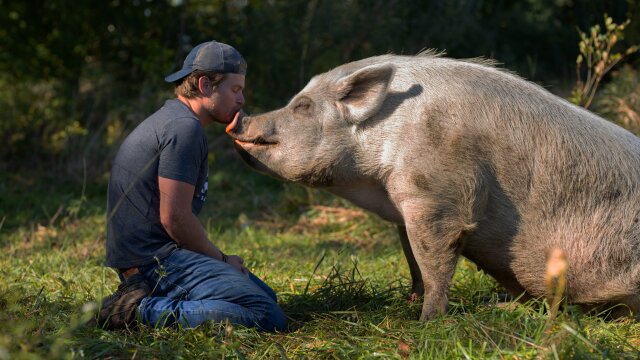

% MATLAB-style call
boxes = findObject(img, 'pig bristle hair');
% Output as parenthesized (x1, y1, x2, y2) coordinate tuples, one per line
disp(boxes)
(416, 48, 446, 57)
(461, 56, 525, 80)
(463, 56, 501, 68)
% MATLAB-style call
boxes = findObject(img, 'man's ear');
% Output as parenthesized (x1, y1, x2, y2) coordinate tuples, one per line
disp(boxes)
(336, 63, 395, 125)
(198, 76, 212, 97)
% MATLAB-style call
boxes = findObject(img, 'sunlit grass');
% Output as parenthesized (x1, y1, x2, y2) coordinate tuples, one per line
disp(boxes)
(1, 151, 639, 359)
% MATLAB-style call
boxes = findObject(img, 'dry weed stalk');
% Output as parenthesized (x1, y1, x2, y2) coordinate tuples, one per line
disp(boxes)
(545, 248, 568, 322)
(538, 248, 570, 358)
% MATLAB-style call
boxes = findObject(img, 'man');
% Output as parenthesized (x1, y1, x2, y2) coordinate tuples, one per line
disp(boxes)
(93, 41, 287, 332)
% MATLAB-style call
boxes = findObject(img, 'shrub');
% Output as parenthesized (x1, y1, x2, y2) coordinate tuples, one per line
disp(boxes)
(593, 65, 640, 135)
(570, 15, 638, 109)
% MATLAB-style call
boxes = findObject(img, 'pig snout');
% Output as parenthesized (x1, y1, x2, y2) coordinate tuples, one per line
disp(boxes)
(225, 112, 241, 134)
(225, 114, 278, 147)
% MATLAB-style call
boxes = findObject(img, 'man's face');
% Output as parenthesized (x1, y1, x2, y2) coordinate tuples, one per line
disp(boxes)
(205, 73, 245, 124)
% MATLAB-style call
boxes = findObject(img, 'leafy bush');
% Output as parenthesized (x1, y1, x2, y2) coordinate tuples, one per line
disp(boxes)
(593, 65, 640, 134)
(0, 77, 77, 161)
(570, 15, 638, 109)
(2, 1, 639, 174)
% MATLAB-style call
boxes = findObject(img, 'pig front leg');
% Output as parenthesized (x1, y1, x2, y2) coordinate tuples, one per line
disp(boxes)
(398, 225, 424, 301)
(401, 201, 463, 320)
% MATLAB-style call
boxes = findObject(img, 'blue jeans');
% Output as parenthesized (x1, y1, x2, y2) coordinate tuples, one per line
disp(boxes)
(135, 248, 287, 332)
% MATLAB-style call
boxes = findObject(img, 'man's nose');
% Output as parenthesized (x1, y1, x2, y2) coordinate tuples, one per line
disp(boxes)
(237, 93, 245, 106)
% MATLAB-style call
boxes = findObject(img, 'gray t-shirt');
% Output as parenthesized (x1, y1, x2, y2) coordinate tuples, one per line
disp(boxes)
(105, 99, 208, 269)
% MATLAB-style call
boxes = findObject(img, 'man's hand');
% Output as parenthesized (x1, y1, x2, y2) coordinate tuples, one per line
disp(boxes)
(226, 254, 249, 276)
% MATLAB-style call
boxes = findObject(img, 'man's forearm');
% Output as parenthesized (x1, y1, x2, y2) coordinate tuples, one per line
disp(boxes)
(163, 212, 224, 260)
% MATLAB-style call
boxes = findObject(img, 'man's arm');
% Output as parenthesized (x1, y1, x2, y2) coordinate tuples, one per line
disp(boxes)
(158, 176, 246, 274)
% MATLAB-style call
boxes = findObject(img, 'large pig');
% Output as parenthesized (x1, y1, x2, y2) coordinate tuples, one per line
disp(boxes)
(225, 53, 640, 321)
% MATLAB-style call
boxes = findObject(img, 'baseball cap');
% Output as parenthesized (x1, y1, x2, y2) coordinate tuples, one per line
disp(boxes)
(164, 40, 247, 83)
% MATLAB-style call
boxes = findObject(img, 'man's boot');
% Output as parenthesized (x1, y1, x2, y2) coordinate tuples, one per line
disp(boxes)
(90, 273, 151, 330)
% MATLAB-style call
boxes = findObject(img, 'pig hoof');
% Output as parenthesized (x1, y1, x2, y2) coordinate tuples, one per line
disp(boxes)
(419, 309, 438, 321)
(419, 298, 449, 320)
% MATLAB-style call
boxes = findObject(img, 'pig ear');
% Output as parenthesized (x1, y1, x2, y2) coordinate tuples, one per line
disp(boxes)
(336, 63, 395, 124)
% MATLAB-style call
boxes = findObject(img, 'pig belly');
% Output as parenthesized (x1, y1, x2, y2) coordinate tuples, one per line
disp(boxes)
(458, 213, 640, 305)
(460, 236, 530, 298)
(506, 219, 640, 304)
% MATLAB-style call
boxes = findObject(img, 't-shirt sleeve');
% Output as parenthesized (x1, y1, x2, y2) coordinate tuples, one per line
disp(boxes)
(158, 118, 207, 185)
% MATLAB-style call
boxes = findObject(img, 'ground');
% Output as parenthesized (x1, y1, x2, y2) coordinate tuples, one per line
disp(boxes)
(1, 143, 639, 359)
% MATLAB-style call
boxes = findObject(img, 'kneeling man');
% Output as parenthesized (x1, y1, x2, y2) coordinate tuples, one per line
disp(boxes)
(93, 41, 287, 332)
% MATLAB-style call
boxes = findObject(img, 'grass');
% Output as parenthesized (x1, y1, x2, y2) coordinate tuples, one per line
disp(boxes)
(1, 141, 640, 359)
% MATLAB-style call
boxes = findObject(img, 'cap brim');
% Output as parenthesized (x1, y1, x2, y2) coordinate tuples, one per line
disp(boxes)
(164, 68, 193, 83)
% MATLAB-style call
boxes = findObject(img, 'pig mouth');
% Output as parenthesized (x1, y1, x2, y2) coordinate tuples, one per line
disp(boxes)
(225, 117, 278, 148)
(233, 136, 278, 147)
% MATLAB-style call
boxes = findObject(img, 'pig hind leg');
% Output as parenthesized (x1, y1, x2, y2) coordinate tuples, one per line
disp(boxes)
(609, 294, 640, 320)
(582, 294, 640, 320)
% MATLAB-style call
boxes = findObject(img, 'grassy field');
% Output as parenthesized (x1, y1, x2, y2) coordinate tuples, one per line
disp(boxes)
(1, 136, 640, 359)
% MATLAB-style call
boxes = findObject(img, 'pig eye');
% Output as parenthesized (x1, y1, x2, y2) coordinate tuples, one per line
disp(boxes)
(293, 97, 314, 115)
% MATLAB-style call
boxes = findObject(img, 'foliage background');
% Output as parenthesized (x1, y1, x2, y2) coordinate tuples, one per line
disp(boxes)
(1, 0, 639, 175)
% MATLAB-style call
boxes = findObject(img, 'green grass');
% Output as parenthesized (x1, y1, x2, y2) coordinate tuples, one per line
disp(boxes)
(1, 145, 639, 359)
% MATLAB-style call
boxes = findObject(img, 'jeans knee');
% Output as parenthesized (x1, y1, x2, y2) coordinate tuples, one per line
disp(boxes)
(272, 306, 288, 332)
(256, 303, 287, 332)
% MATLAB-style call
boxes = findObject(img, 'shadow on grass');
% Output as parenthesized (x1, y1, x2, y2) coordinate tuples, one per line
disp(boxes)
(279, 255, 404, 330)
